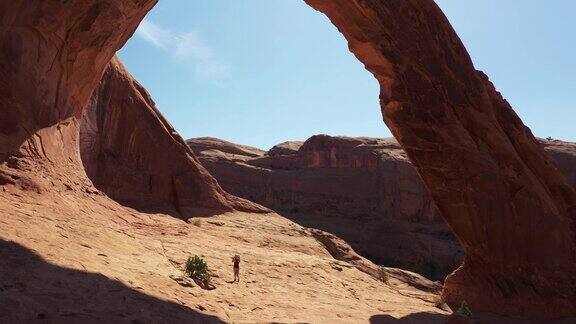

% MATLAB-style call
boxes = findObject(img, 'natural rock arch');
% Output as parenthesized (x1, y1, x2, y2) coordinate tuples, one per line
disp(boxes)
(304, 0, 576, 317)
(1, 0, 575, 318)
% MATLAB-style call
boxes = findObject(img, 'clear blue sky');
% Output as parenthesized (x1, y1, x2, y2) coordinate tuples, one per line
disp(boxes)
(118, 0, 576, 149)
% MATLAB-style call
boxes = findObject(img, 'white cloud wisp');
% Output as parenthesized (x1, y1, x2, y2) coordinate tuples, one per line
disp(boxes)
(135, 19, 230, 82)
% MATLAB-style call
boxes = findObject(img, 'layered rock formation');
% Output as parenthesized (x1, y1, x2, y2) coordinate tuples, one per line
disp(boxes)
(188, 135, 462, 279)
(305, 0, 576, 317)
(190, 136, 576, 283)
(0, 0, 262, 218)
(80, 58, 266, 217)
(542, 139, 576, 188)
(0, 0, 157, 192)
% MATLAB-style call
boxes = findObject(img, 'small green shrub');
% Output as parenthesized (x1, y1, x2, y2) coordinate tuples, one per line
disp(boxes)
(185, 255, 211, 286)
(334, 254, 346, 261)
(378, 267, 389, 283)
(456, 301, 472, 318)
(191, 218, 202, 227)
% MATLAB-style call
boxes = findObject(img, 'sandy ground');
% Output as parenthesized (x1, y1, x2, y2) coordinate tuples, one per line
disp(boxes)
(0, 188, 452, 323)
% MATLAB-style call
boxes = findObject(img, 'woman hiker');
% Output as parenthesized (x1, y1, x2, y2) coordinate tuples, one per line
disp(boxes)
(232, 254, 240, 283)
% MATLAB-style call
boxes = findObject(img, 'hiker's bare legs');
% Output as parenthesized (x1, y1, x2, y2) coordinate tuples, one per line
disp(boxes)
(232, 254, 240, 283)
(234, 268, 240, 283)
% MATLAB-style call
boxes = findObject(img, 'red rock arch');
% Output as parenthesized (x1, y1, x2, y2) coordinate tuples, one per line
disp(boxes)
(305, 0, 576, 317)
(1, 0, 575, 318)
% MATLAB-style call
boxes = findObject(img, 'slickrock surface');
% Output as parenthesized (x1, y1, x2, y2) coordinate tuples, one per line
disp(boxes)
(190, 137, 266, 158)
(81, 58, 266, 217)
(269, 141, 305, 156)
(188, 135, 463, 280)
(305, 0, 576, 317)
(0, 190, 450, 323)
(190, 136, 576, 283)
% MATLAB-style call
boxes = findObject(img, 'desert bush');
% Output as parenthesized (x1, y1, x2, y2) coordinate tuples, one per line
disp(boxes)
(185, 255, 211, 286)
(456, 300, 472, 318)
(191, 218, 201, 227)
(334, 254, 346, 261)
(378, 267, 389, 283)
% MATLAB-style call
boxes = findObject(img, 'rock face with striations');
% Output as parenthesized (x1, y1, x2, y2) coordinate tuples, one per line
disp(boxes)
(0, 0, 157, 192)
(2, 0, 576, 318)
(189, 135, 576, 282)
(80, 58, 266, 217)
(305, 0, 576, 317)
(0, 0, 262, 218)
(189, 135, 463, 279)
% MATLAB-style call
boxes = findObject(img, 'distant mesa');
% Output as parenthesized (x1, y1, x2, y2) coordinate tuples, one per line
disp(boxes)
(268, 141, 304, 156)
(189, 135, 576, 282)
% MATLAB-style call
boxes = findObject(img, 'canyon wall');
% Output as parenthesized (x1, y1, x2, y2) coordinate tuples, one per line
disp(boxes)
(81, 58, 266, 217)
(305, 0, 576, 317)
(542, 139, 576, 188)
(190, 136, 576, 282)
(189, 135, 462, 280)
(0, 1, 262, 217)
(0, 0, 157, 192)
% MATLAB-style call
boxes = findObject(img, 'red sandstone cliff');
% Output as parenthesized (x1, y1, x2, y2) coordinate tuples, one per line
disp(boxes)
(0, 0, 157, 193)
(542, 139, 576, 188)
(80, 58, 266, 217)
(2, 0, 575, 318)
(188, 135, 462, 279)
(0, 0, 262, 217)
(189, 136, 576, 282)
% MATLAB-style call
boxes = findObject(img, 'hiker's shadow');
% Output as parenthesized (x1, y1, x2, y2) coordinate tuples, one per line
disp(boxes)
(0, 239, 224, 323)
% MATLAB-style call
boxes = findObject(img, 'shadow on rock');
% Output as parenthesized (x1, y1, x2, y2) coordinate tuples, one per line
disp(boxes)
(370, 312, 449, 323)
(0, 239, 224, 323)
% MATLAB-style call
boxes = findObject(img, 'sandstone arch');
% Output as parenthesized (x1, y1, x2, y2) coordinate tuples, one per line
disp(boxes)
(305, 0, 576, 317)
(1, 0, 575, 318)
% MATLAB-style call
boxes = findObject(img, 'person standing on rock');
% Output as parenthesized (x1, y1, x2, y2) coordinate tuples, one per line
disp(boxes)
(232, 254, 241, 283)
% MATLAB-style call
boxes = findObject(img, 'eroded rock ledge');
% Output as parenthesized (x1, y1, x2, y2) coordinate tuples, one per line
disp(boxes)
(0, 0, 264, 217)
(0, 0, 158, 192)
